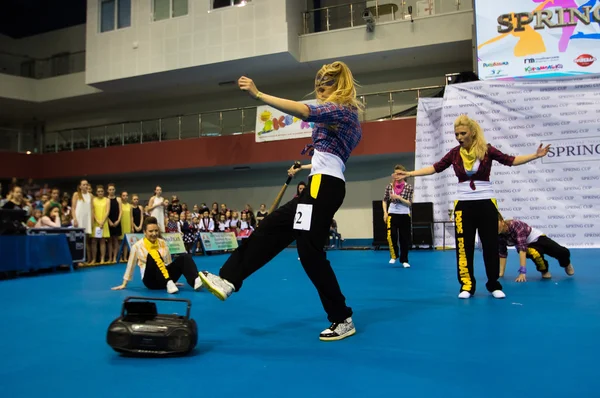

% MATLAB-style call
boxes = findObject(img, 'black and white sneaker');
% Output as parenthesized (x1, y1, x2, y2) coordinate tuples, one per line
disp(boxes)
(319, 317, 356, 341)
(198, 271, 234, 301)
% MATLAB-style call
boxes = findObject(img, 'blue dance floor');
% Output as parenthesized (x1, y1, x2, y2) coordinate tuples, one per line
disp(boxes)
(1, 248, 598, 397)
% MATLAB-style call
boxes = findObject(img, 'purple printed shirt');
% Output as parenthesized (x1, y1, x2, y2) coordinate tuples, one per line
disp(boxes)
(302, 103, 362, 163)
(498, 220, 532, 258)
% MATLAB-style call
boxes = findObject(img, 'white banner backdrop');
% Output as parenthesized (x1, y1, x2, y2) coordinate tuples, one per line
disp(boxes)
(414, 75, 600, 249)
(255, 100, 317, 143)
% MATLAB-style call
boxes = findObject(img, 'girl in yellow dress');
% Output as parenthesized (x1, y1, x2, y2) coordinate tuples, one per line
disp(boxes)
(91, 185, 110, 265)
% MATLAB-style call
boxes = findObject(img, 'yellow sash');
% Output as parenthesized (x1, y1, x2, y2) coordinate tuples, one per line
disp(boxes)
(143, 238, 169, 279)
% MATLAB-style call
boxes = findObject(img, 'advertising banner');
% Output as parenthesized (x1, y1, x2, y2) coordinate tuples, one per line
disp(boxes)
(475, 0, 600, 80)
(414, 75, 600, 248)
(199, 232, 239, 252)
(123, 233, 187, 255)
(255, 100, 318, 142)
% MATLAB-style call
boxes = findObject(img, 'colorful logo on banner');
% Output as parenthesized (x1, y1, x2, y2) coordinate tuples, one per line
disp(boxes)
(255, 100, 317, 143)
(124, 233, 187, 254)
(414, 75, 600, 249)
(475, 0, 600, 80)
(199, 232, 239, 252)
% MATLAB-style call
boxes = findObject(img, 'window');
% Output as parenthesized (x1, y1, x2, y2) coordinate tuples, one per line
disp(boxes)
(100, 0, 131, 32)
(212, 0, 251, 10)
(153, 0, 189, 21)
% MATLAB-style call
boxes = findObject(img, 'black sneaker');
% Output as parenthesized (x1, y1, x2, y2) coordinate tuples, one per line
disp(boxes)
(319, 317, 356, 341)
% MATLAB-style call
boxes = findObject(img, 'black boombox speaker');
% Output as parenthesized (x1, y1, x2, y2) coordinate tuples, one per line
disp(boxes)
(106, 296, 198, 357)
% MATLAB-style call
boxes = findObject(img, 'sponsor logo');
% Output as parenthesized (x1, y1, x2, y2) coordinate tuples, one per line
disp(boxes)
(512, 197, 540, 202)
(565, 205, 593, 210)
(527, 131, 553, 137)
(548, 196, 575, 201)
(584, 232, 600, 237)
(525, 96, 551, 102)
(476, 110, 501, 115)
(483, 61, 509, 68)
(518, 215, 540, 220)
(545, 136, 600, 163)
(582, 195, 600, 200)
(507, 106, 535, 112)
(496, 188, 520, 194)
(559, 111, 587, 116)
(491, 117, 518, 123)
(522, 56, 560, 65)
(525, 64, 564, 73)
(575, 83, 600, 89)
(545, 177, 573, 182)
(551, 233, 576, 238)
(548, 214, 576, 219)
(562, 129, 589, 135)
(530, 206, 558, 211)
(534, 224, 560, 229)
(574, 54, 596, 67)
(508, 124, 535, 131)
(584, 214, 600, 219)
(529, 169, 555, 174)
(539, 85, 567, 91)
(565, 186, 594, 191)
(496, 170, 520, 176)
(503, 207, 522, 212)
(558, 94, 581, 99)
(563, 167, 592, 173)
(566, 224, 594, 229)
(582, 175, 600, 180)
(529, 187, 557, 192)
(543, 121, 570, 127)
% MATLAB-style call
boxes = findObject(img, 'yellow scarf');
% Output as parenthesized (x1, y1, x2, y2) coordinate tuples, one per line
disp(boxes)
(459, 146, 477, 172)
(143, 237, 170, 279)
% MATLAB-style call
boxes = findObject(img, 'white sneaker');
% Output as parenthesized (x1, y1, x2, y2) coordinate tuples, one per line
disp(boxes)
(565, 264, 575, 276)
(458, 291, 471, 299)
(194, 276, 203, 291)
(389, 259, 396, 264)
(166, 280, 179, 294)
(491, 290, 506, 299)
(319, 317, 356, 341)
(198, 271, 234, 301)
(402, 262, 410, 268)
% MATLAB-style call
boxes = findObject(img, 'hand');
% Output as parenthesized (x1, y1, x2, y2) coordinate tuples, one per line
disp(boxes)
(288, 165, 301, 177)
(383, 213, 388, 223)
(536, 143, 551, 158)
(515, 274, 527, 283)
(73, 220, 78, 227)
(390, 194, 401, 201)
(111, 283, 127, 290)
(392, 170, 410, 179)
(238, 76, 259, 98)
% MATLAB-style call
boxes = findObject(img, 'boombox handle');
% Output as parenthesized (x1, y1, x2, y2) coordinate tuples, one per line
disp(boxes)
(122, 296, 192, 320)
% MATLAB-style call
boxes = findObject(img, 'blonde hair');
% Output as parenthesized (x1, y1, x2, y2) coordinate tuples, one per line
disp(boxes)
(313, 61, 363, 110)
(454, 115, 488, 160)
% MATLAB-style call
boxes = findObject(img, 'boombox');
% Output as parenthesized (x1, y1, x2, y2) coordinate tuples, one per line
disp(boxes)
(106, 296, 198, 357)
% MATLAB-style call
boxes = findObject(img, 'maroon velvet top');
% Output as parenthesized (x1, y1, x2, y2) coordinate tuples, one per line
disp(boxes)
(433, 145, 515, 190)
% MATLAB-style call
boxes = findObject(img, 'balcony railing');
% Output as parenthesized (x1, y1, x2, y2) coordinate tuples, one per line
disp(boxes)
(302, 0, 471, 34)
(0, 50, 85, 79)
(0, 85, 444, 154)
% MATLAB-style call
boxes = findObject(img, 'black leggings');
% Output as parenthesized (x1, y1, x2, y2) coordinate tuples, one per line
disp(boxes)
(143, 253, 199, 290)
(219, 174, 352, 323)
(386, 213, 411, 263)
(454, 199, 501, 294)
(527, 236, 571, 273)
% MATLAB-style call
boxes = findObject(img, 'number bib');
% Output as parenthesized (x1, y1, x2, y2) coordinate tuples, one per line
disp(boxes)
(293, 204, 313, 231)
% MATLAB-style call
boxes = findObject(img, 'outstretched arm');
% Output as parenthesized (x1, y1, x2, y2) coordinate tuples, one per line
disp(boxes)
(239, 77, 309, 119)
(513, 144, 550, 166)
